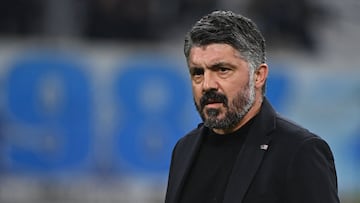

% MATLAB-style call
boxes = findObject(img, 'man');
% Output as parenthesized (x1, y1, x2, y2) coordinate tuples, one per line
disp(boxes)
(165, 10, 339, 203)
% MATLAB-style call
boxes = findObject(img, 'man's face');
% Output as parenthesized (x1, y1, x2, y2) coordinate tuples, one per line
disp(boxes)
(188, 43, 256, 132)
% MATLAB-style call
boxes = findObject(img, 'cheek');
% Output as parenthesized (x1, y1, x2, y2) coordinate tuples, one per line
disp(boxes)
(192, 85, 202, 100)
(224, 83, 246, 103)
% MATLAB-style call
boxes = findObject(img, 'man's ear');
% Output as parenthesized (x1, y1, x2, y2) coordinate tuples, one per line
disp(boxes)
(254, 63, 268, 89)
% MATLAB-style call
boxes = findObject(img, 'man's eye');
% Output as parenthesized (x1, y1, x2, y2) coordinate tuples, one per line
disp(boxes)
(218, 67, 229, 73)
(191, 68, 204, 76)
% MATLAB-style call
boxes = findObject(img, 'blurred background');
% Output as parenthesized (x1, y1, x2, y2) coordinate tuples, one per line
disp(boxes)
(0, 0, 359, 202)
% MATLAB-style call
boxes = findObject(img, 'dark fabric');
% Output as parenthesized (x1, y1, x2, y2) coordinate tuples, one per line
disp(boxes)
(179, 118, 254, 203)
(165, 98, 339, 203)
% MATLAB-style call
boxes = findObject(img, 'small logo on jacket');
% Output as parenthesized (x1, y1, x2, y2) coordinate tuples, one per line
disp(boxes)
(260, 144, 269, 150)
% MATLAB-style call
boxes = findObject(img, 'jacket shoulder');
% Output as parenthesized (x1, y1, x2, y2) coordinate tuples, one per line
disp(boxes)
(274, 115, 320, 141)
(174, 124, 204, 149)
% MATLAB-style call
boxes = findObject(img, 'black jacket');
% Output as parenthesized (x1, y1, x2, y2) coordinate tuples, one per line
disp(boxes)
(165, 98, 339, 203)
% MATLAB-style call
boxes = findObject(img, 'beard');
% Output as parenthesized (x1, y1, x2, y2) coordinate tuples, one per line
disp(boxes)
(194, 78, 256, 130)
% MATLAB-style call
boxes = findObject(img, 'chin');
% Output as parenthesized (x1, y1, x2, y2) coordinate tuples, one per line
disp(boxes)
(205, 113, 226, 121)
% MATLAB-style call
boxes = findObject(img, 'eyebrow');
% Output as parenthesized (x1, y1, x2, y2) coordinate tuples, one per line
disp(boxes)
(189, 61, 232, 69)
(189, 66, 203, 75)
(209, 62, 235, 70)
(211, 62, 228, 68)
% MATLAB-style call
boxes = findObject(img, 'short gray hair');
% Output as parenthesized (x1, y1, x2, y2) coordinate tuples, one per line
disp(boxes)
(184, 10, 266, 80)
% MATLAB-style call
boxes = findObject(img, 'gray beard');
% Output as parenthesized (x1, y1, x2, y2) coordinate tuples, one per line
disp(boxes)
(195, 80, 255, 130)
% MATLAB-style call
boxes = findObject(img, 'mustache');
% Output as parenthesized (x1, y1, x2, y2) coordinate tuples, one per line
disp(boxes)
(200, 90, 228, 109)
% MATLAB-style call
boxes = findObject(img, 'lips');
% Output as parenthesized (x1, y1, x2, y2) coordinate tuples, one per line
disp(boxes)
(204, 98, 223, 105)
(204, 102, 224, 109)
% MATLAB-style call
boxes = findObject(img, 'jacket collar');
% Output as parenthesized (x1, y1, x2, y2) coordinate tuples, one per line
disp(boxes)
(169, 125, 206, 203)
(223, 97, 276, 203)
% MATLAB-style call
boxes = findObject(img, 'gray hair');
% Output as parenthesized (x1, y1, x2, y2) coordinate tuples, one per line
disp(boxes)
(184, 10, 267, 94)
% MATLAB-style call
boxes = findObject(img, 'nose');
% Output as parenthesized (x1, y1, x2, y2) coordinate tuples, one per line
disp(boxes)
(202, 71, 218, 92)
